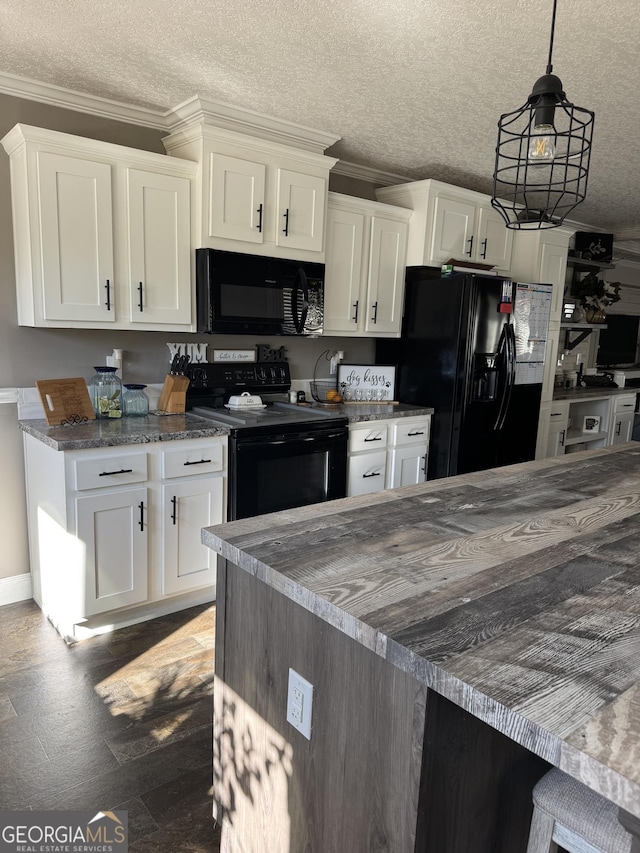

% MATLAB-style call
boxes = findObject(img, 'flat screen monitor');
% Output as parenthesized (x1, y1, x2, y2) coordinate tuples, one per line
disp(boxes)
(596, 314, 640, 367)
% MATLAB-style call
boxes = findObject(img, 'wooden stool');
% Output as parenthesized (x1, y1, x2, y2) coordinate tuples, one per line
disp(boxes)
(526, 768, 633, 853)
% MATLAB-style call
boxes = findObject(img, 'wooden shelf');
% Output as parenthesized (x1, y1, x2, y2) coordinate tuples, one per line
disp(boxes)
(565, 429, 608, 446)
(567, 255, 615, 272)
(560, 322, 608, 330)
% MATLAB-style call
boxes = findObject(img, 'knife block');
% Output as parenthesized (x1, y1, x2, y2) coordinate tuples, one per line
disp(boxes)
(157, 374, 190, 413)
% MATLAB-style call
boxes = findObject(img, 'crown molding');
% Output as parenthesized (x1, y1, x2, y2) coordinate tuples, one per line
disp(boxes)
(331, 159, 412, 187)
(163, 95, 340, 154)
(0, 71, 170, 129)
(615, 227, 640, 242)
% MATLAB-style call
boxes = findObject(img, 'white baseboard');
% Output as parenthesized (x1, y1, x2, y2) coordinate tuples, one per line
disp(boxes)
(0, 572, 33, 606)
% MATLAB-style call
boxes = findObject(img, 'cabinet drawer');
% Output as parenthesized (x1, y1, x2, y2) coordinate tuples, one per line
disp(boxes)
(348, 424, 389, 453)
(161, 442, 225, 478)
(613, 394, 637, 414)
(348, 451, 387, 496)
(74, 451, 148, 491)
(391, 418, 431, 446)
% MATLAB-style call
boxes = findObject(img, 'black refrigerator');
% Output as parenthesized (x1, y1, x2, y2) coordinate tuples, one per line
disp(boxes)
(376, 267, 553, 479)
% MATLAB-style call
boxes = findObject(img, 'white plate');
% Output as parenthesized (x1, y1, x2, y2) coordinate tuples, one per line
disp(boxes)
(224, 404, 266, 411)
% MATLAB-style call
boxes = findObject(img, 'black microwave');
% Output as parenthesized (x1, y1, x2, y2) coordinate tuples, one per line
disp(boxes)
(195, 248, 325, 336)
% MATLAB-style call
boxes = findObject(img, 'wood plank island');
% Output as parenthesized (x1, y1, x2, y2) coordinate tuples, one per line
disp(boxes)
(204, 443, 640, 853)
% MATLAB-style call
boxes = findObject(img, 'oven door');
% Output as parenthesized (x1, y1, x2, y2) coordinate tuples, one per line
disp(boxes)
(229, 426, 347, 520)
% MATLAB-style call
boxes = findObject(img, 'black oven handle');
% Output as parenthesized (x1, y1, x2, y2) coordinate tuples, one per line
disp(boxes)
(291, 267, 309, 334)
(237, 429, 347, 448)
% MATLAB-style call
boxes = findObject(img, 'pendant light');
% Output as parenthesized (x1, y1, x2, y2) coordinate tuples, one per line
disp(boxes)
(491, 0, 594, 230)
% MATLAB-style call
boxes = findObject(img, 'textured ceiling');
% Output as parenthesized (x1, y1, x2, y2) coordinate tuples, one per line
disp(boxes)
(1, 0, 639, 235)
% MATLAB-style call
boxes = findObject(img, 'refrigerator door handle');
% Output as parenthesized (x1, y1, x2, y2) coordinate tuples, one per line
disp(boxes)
(494, 323, 516, 431)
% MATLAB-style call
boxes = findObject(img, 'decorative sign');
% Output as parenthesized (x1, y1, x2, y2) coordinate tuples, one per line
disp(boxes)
(213, 349, 256, 363)
(166, 342, 208, 363)
(583, 415, 601, 433)
(257, 344, 287, 363)
(337, 364, 396, 402)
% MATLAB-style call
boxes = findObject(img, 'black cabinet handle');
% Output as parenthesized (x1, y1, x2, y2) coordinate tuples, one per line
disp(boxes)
(364, 435, 383, 442)
(616, 420, 622, 436)
(363, 471, 382, 479)
(352, 300, 359, 323)
(408, 430, 425, 437)
(283, 208, 290, 236)
(105, 279, 112, 311)
(138, 282, 144, 312)
(480, 238, 488, 259)
(138, 501, 145, 531)
(371, 301, 378, 324)
(170, 495, 177, 525)
(559, 429, 566, 447)
(256, 203, 263, 233)
(99, 468, 133, 477)
(183, 459, 212, 466)
(421, 455, 427, 473)
(466, 236, 474, 257)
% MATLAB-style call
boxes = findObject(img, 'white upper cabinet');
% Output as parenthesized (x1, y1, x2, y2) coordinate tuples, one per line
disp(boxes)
(126, 168, 192, 327)
(163, 116, 337, 262)
(324, 194, 410, 338)
(1, 124, 197, 331)
(208, 153, 266, 244)
(38, 152, 115, 324)
(275, 168, 326, 253)
(376, 179, 513, 272)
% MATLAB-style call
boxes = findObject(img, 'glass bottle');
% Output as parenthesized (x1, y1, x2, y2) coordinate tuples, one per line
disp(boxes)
(89, 366, 122, 419)
(123, 384, 149, 417)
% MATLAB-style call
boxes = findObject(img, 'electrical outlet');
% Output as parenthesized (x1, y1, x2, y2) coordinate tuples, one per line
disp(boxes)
(286, 668, 313, 739)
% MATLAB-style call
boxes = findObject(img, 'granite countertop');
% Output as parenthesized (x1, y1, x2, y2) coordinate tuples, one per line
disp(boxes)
(19, 404, 434, 450)
(204, 443, 640, 818)
(553, 385, 639, 401)
(19, 413, 228, 451)
(303, 401, 434, 423)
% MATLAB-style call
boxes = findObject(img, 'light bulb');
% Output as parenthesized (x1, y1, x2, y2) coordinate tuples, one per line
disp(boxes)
(528, 124, 556, 161)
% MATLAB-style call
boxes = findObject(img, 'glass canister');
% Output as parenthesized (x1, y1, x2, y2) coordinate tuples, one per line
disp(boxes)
(123, 384, 149, 417)
(89, 366, 122, 419)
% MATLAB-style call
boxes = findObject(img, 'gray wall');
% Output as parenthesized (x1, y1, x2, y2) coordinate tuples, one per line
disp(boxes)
(0, 92, 375, 583)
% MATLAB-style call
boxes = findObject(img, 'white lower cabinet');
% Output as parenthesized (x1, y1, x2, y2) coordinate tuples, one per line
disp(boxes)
(76, 486, 149, 616)
(542, 401, 569, 458)
(347, 415, 431, 497)
(388, 418, 430, 488)
(539, 393, 637, 459)
(23, 433, 226, 640)
(609, 395, 636, 445)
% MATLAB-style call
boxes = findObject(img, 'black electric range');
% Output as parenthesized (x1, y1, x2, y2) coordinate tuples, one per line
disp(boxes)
(186, 362, 348, 520)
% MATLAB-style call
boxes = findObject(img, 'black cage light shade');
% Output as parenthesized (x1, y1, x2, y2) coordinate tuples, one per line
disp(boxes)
(491, 0, 595, 230)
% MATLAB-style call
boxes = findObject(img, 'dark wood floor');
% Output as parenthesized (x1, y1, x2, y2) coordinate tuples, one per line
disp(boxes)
(0, 598, 221, 852)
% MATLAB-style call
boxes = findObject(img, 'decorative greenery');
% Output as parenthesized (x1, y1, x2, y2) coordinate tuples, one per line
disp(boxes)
(574, 272, 621, 310)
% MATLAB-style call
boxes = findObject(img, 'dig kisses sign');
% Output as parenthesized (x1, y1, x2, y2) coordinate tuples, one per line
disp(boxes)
(337, 364, 396, 402)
